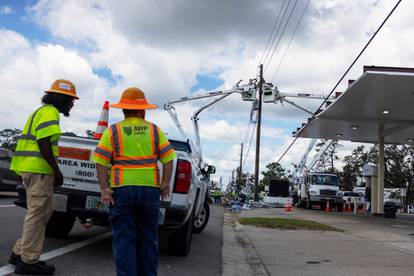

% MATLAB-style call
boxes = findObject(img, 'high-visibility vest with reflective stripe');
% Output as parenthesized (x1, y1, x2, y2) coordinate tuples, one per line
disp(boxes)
(10, 105, 62, 175)
(92, 117, 176, 188)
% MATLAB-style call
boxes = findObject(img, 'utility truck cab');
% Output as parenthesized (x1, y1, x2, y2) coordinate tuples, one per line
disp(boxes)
(298, 173, 343, 211)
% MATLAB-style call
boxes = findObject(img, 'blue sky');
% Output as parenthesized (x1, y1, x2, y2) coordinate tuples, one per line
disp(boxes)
(0, 1, 50, 41)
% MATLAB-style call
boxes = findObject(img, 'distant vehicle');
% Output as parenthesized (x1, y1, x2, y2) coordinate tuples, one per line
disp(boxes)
(383, 190, 403, 205)
(342, 191, 365, 209)
(264, 179, 291, 207)
(353, 187, 366, 197)
(0, 148, 22, 192)
(298, 173, 343, 211)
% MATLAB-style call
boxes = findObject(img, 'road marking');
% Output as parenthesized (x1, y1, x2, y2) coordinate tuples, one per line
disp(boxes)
(0, 265, 14, 276)
(40, 232, 112, 260)
(0, 232, 112, 276)
(392, 224, 408, 228)
(0, 205, 15, 208)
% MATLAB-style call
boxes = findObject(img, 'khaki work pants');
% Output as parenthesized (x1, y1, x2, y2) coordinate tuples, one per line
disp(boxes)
(13, 173, 54, 264)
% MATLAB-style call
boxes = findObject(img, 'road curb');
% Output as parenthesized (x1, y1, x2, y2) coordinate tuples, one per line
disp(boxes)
(222, 211, 269, 276)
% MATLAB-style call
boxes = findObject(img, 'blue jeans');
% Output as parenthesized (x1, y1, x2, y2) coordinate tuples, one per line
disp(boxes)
(109, 186, 160, 276)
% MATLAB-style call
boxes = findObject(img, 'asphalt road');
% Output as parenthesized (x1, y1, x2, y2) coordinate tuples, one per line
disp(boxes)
(0, 194, 224, 276)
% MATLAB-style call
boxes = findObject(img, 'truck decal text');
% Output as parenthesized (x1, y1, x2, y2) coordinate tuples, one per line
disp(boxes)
(58, 147, 91, 161)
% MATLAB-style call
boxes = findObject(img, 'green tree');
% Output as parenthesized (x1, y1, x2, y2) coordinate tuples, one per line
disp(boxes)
(342, 145, 371, 190)
(0, 128, 22, 151)
(314, 140, 342, 172)
(341, 144, 414, 210)
(85, 129, 95, 138)
(260, 162, 288, 191)
(62, 132, 77, 137)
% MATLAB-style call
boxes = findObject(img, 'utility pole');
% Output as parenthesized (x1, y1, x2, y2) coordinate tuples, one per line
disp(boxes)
(254, 64, 264, 201)
(238, 143, 244, 195)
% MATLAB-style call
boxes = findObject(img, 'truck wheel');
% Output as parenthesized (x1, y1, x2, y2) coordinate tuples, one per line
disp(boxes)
(45, 212, 76, 238)
(168, 211, 194, 257)
(193, 201, 210, 234)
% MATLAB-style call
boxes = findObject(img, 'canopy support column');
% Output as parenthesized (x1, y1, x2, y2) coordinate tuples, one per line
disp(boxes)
(372, 123, 385, 214)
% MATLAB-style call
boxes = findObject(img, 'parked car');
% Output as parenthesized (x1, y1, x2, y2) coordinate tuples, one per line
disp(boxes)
(353, 187, 366, 197)
(0, 147, 22, 192)
(343, 191, 365, 209)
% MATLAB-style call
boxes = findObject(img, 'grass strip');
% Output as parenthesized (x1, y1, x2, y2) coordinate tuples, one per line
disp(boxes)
(239, 217, 340, 231)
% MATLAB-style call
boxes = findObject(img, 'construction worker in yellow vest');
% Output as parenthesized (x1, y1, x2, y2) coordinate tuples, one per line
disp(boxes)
(93, 87, 176, 276)
(9, 79, 79, 275)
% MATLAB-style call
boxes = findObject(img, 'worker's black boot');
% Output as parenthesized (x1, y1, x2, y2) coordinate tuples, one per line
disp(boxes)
(14, 257, 55, 275)
(8, 252, 18, 265)
(9, 252, 47, 266)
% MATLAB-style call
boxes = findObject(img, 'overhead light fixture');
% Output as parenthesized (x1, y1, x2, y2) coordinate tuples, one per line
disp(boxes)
(336, 133, 342, 138)
(351, 125, 359, 130)
(382, 110, 390, 114)
(407, 138, 414, 143)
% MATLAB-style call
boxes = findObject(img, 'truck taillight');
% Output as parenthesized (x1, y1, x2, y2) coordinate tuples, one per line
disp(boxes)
(174, 160, 192, 194)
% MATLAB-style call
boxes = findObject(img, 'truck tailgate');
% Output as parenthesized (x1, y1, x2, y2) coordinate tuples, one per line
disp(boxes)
(58, 135, 175, 203)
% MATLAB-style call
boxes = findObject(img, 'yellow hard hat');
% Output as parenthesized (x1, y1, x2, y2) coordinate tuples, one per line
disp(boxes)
(45, 79, 79, 99)
(110, 87, 157, 110)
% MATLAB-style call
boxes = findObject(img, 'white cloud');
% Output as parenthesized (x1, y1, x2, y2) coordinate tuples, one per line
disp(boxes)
(0, 6, 13, 14)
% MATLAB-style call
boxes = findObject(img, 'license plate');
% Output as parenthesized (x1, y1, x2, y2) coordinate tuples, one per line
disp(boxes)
(159, 208, 166, 225)
(85, 196, 109, 211)
(53, 194, 68, 212)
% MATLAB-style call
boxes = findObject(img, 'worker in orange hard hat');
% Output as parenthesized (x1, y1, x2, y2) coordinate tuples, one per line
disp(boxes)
(93, 87, 176, 276)
(10, 79, 79, 275)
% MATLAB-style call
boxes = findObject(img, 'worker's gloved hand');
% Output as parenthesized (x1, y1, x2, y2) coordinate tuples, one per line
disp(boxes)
(160, 182, 170, 200)
(53, 170, 64, 187)
(101, 187, 114, 206)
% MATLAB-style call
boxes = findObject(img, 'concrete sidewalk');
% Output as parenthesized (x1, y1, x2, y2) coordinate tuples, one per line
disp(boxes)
(222, 207, 414, 276)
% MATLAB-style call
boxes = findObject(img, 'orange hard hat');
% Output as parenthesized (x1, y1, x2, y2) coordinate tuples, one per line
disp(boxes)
(45, 79, 79, 99)
(110, 87, 157, 110)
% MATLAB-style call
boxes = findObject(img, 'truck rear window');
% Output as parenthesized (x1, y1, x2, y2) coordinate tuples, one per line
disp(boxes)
(169, 140, 192, 153)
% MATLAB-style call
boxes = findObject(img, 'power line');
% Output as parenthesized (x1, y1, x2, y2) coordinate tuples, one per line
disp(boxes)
(275, 0, 402, 165)
(243, 114, 257, 167)
(271, 0, 311, 82)
(242, 116, 252, 146)
(262, 0, 291, 67)
(260, 0, 287, 65)
(264, 0, 299, 74)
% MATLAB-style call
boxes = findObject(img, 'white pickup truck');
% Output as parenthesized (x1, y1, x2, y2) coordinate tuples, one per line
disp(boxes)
(15, 135, 214, 257)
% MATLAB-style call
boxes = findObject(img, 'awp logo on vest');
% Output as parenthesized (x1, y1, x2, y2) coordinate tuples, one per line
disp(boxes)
(123, 127, 132, 136)
(134, 125, 148, 135)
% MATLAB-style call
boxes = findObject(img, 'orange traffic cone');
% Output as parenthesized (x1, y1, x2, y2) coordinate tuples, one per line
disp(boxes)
(361, 203, 366, 213)
(285, 200, 292, 212)
(93, 101, 109, 140)
(325, 201, 331, 212)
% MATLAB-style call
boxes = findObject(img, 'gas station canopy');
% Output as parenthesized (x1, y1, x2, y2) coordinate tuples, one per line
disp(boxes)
(293, 66, 414, 144)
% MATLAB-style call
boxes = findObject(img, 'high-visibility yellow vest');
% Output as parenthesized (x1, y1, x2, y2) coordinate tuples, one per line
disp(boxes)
(10, 105, 62, 175)
(92, 117, 176, 188)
